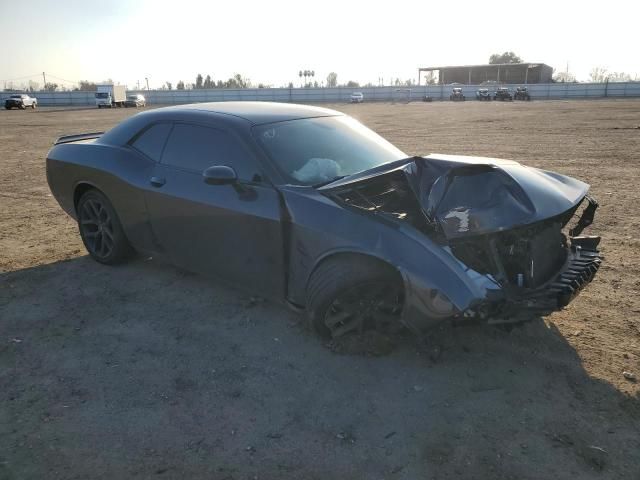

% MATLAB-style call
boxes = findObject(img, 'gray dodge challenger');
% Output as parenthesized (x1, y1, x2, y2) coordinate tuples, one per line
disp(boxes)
(46, 102, 602, 339)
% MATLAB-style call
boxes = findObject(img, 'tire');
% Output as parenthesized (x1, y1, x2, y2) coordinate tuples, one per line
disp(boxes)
(306, 256, 404, 339)
(76, 189, 133, 265)
(31, 103, 36, 109)
(5, 106, 10, 110)
(19, 104, 26, 110)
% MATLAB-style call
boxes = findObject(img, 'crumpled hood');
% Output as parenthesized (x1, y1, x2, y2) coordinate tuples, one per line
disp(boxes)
(320, 154, 589, 239)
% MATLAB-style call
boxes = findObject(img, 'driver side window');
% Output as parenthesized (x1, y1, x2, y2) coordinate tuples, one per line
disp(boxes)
(161, 123, 258, 181)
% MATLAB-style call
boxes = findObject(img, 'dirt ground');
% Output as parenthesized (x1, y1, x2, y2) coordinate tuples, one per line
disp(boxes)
(1, 100, 639, 479)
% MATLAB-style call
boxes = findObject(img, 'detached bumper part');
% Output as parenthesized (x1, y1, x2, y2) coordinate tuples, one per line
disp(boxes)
(484, 236, 602, 321)
(570, 195, 598, 237)
(550, 236, 602, 307)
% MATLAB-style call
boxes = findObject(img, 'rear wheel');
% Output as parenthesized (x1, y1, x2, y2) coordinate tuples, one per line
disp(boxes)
(306, 256, 404, 339)
(77, 190, 133, 265)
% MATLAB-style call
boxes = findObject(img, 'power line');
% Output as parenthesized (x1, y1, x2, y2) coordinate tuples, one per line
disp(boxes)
(0, 73, 42, 83)
(46, 73, 83, 85)
(0, 72, 81, 85)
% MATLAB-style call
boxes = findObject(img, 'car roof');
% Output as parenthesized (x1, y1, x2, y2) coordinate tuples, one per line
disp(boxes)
(155, 101, 342, 125)
(98, 101, 346, 147)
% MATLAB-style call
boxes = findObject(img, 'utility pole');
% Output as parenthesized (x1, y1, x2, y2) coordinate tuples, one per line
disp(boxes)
(145, 77, 149, 91)
(42, 72, 47, 88)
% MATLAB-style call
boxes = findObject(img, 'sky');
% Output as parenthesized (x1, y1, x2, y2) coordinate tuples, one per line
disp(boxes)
(0, 0, 637, 90)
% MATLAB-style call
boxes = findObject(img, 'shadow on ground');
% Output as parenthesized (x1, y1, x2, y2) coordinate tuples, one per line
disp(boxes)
(1, 257, 638, 479)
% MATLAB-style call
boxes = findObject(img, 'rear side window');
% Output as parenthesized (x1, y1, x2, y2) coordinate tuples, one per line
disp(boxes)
(131, 123, 172, 161)
(161, 123, 256, 180)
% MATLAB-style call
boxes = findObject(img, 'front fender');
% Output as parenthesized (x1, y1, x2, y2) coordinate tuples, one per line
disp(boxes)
(281, 187, 496, 329)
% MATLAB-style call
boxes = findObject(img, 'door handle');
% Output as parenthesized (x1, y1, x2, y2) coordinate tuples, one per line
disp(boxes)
(150, 176, 166, 187)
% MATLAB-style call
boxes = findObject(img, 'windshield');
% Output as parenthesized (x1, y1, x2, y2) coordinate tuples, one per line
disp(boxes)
(10, 95, 22, 99)
(254, 116, 407, 186)
(95, 92, 110, 98)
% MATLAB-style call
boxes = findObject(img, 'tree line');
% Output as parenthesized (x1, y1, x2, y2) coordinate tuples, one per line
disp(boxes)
(3, 56, 638, 93)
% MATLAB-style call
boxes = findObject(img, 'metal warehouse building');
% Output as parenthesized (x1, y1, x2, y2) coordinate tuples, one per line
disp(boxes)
(418, 63, 553, 85)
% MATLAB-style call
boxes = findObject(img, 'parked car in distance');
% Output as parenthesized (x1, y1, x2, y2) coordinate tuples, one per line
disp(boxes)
(350, 92, 364, 103)
(494, 87, 513, 101)
(450, 88, 465, 101)
(5, 94, 37, 110)
(514, 86, 531, 101)
(125, 94, 146, 108)
(46, 102, 602, 341)
(476, 88, 491, 101)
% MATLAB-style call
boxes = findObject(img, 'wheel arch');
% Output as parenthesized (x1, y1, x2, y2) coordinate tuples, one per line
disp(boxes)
(305, 249, 405, 300)
(73, 181, 103, 214)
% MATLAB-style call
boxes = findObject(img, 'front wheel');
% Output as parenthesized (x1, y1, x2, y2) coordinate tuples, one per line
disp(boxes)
(31, 103, 36, 109)
(77, 190, 133, 265)
(306, 256, 404, 339)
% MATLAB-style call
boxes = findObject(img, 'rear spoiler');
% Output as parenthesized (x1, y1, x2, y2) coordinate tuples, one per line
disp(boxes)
(54, 132, 104, 145)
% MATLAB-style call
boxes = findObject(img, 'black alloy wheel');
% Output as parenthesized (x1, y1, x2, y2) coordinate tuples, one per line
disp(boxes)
(322, 281, 403, 338)
(79, 197, 115, 260)
(77, 190, 133, 264)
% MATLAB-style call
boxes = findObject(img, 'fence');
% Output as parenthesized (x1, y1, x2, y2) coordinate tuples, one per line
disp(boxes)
(2, 82, 639, 106)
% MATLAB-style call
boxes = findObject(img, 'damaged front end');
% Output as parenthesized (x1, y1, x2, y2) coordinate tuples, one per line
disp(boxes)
(320, 155, 602, 330)
(448, 196, 601, 322)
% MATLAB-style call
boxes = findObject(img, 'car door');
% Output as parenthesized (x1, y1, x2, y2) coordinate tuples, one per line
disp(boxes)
(143, 121, 286, 300)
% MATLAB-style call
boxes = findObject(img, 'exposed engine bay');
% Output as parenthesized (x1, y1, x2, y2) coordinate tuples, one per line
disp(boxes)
(327, 169, 430, 231)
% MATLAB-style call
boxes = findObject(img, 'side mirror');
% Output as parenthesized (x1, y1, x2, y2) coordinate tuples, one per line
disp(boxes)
(203, 165, 237, 185)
